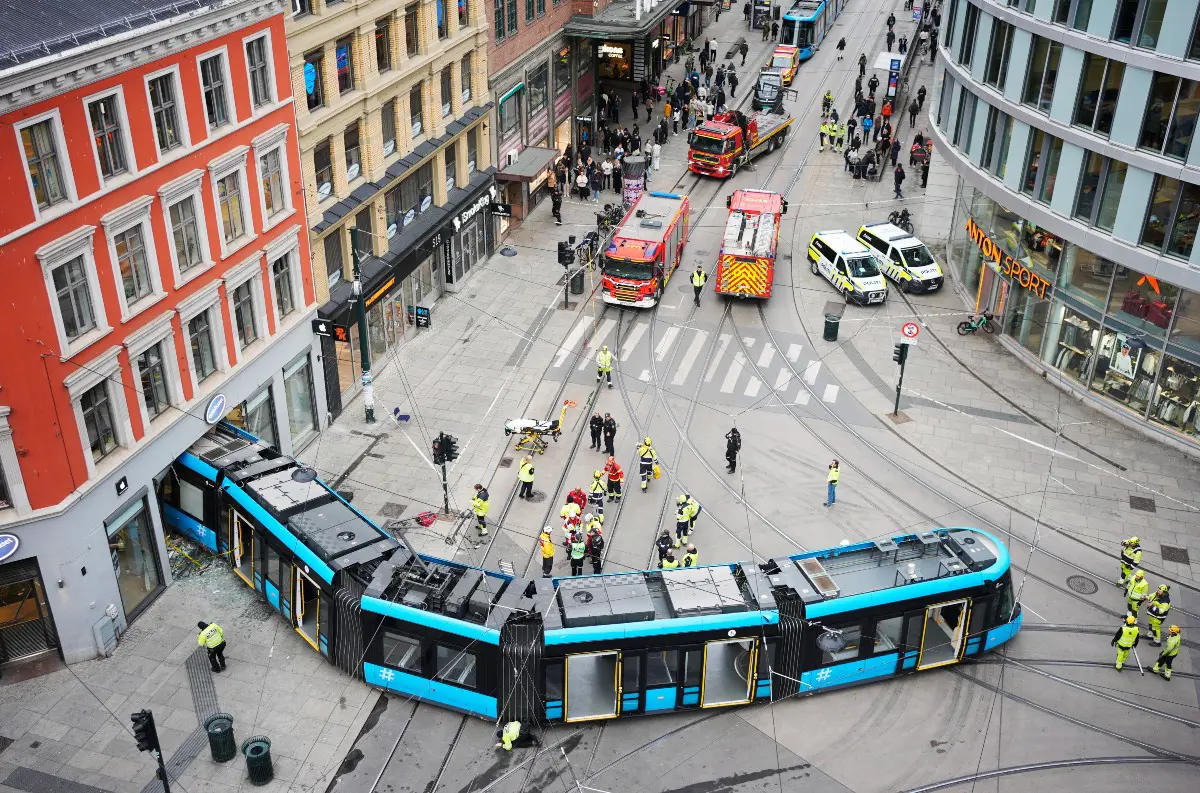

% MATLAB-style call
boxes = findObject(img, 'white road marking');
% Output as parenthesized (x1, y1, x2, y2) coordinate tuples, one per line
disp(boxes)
(804, 360, 822, 385)
(822, 384, 840, 403)
(786, 343, 803, 363)
(704, 334, 733, 382)
(794, 388, 810, 406)
(655, 326, 681, 360)
(554, 317, 591, 368)
(621, 322, 648, 362)
(744, 377, 761, 398)
(577, 318, 616, 370)
(639, 370, 650, 381)
(671, 330, 710, 386)
(1020, 604, 1048, 622)
(756, 342, 776, 368)
(742, 336, 757, 348)
(721, 353, 745, 393)
(773, 369, 793, 391)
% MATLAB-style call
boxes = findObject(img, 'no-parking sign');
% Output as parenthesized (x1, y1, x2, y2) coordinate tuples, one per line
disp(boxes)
(900, 322, 920, 345)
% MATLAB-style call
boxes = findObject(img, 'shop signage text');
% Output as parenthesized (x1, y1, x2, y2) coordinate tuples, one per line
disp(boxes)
(490, 202, 513, 217)
(965, 216, 1050, 299)
(415, 306, 432, 328)
(204, 394, 227, 424)
(0, 533, 18, 563)
(598, 44, 627, 58)
(366, 276, 397, 308)
(312, 319, 350, 341)
(453, 185, 499, 232)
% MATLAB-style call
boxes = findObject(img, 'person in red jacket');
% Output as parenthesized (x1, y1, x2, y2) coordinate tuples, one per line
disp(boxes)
(604, 457, 624, 501)
(568, 487, 587, 510)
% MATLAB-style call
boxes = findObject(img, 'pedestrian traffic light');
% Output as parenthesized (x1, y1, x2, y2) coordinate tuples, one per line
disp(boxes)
(557, 241, 573, 268)
(432, 434, 445, 465)
(892, 343, 909, 366)
(443, 434, 460, 462)
(131, 710, 159, 754)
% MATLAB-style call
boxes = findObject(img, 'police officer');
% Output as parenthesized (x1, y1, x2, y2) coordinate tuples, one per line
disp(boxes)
(674, 501, 691, 549)
(661, 551, 680, 570)
(725, 427, 741, 473)
(1111, 614, 1140, 671)
(517, 456, 535, 499)
(1118, 536, 1142, 585)
(596, 344, 614, 388)
(602, 413, 618, 456)
(588, 470, 607, 519)
(569, 531, 588, 576)
(682, 545, 699, 567)
(1126, 569, 1150, 616)
(197, 621, 227, 673)
(471, 484, 490, 536)
(495, 720, 539, 750)
(589, 412, 604, 450)
(823, 460, 840, 507)
(681, 493, 702, 532)
(539, 529, 555, 578)
(1146, 584, 1171, 644)
(604, 456, 624, 501)
(692, 266, 707, 306)
(656, 530, 673, 566)
(637, 437, 658, 492)
(586, 522, 605, 574)
(1153, 625, 1182, 680)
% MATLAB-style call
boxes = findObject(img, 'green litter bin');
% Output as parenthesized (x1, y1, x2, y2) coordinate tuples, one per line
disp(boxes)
(241, 736, 273, 786)
(570, 268, 586, 295)
(204, 713, 236, 763)
(823, 313, 841, 342)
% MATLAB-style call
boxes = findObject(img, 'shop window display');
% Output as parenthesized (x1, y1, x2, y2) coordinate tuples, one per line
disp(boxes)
(1090, 331, 1160, 415)
(107, 499, 163, 619)
(1056, 245, 1114, 311)
(1005, 290, 1049, 358)
(1149, 356, 1200, 435)
(1043, 304, 1101, 384)
(1106, 266, 1178, 338)
(1016, 223, 1062, 279)
(1170, 289, 1200, 355)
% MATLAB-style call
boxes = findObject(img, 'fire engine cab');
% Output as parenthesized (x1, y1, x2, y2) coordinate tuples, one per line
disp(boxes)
(716, 189, 787, 299)
(601, 192, 691, 307)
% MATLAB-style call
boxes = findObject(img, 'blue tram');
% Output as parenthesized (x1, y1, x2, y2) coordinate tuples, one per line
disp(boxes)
(779, 0, 848, 61)
(162, 425, 1022, 724)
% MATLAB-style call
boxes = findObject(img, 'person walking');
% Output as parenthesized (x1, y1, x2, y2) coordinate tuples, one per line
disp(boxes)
(692, 266, 707, 306)
(1153, 625, 1182, 680)
(886, 30, 896, 51)
(770, 21, 779, 40)
(917, 85, 928, 110)
(823, 460, 840, 507)
(1126, 569, 1150, 616)
(1111, 615, 1140, 671)
(728, 70, 739, 97)
(890, 137, 901, 167)
(589, 167, 603, 201)
(867, 74, 880, 97)
(762, 18, 770, 40)
(197, 622, 227, 673)
(569, 531, 587, 576)
(894, 163, 906, 199)
(550, 182, 563, 226)
(725, 427, 742, 473)
(586, 523, 605, 574)
(836, 37, 846, 59)
(471, 484, 490, 536)
(921, 158, 930, 188)
(1118, 536, 1142, 585)
(604, 456, 624, 501)
(517, 456, 535, 499)
(887, 12, 896, 30)
(1146, 585, 1171, 645)
(739, 40, 749, 66)
(596, 343, 613, 388)
(743, 0, 751, 23)
(539, 529, 555, 578)
(589, 412, 604, 450)
(908, 98, 920, 126)
(858, 52, 867, 77)
(682, 545, 699, 567)
(637, 437, 658, 492)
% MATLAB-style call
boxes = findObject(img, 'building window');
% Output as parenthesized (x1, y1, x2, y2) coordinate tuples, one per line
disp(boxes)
(554, 46, 570, 95)
(499, 91, 520, 140)
(494, 0, 504, 41)
(437, 0, 449, 38)
(459, 0, 470, 27)
(304, 50, 325, 111)
(1022, 37, 1063, 113)
(114, 225, 154, 305)
(526, 0, 534, 22)
(148, 73, 184, 153)
(446, 140, 458, 190)
(107, 499, 163, 617)
(259, 148, 286, 220)
(537, 0, 544, 14)
(410, 83, 424, 137)
(979, 107, 1012, 178)
(385, 185, 402, 231)
(233, 280, 258, 348)
(336, 37, 355, 94)
(246, 37, 273, 108)
(1074, 151, 1104, 223)
(189, 312, 217, 381)
(944, 0, 959, 43)
(88, 94, 129, 180)
(1190, 11, 1200, 60)
(1052, 0, 1071, 23)
(217, 172, 246, 243)
(1142, 175, 1200, 258)
(1117, 0, 1168, 49)
(324, 230, 343, 287)
(233, 385, 278, 449)
(467, 126, 478, 173)
(1074, 55, 1123, 136)
(956, 3, 981, 66)
(461, 53, 472, 102)
(983, 21, 1012, 89)
(529, 63, 548, 115)
(344, 122, 362, 181)
(272, 254, 295, 318)
(1038, 137, 1063, 204)
(169, 196, 204, 274)
(441, 68, 453, 117)
(20, 119, 68, 210)
(314, 138, 332, 199)
(200, 53, 230, 129)
(506, 0, 517, 34)
(1139, 73, 1200, 160)
(283, 353, 318, 446)
(1072, 0, 1093, 30)
(1021, 128, 1046, 196)
(80, 382, 117, 462)
(137, 344, 171, 419)
(355, 208, 372, 246)
(382, 101, 397, 155)
(376, 18, 393, 73)
(293, 0, 311, 14)
(53, 256, 97, 341)
(952, 87, 976, 148)
(1073, 154, 1128, 232)
(397, 162, 434, 225)
(406, 4, 420, 55)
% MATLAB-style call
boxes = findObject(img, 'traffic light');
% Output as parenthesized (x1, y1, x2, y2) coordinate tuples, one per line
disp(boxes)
(432, 434, 445, 465)
(892, 343, 909, 366)
(443, 434, 459, 462)
(131, 710, 159, 754)
(557, 241, 573, 268)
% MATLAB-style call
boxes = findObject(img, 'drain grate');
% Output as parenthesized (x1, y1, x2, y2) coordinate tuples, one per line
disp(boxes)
(1066, 575, 1099, 595)
(527, 491, 546, 503)
(499, 457, 514, 468)
(378, 502, 408, 518)
(1160, 545, 1191, 565)
(1129, 495, 1156, 513)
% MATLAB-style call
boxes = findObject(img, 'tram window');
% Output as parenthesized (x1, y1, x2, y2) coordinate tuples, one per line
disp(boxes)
(435, 645, 478, 688)
(545, 660, 564, 701)
(757, 641, 776, 678)
(820, 623, 862, 664)
(995, 576, 1015, 626)
(903, 610, 925, 650)
(683, 649, 702, 687)
(968, 596, 993, 641)
(264, 543, 281, 589)
(382, 631, 423, 674)
(873, 616, 904, 653)
(179, 477, 206, 520)
(622, 655, 640, 691)
(645, 650, 678, 686)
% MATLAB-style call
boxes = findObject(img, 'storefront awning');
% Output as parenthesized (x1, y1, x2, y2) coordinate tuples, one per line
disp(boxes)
(563, 0, 690, 39)
(495, 146, 560, 183)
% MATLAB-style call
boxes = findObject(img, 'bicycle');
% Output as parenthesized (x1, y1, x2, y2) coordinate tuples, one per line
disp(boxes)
(889, 208, 914, 233)
(957, 312, 996, 335)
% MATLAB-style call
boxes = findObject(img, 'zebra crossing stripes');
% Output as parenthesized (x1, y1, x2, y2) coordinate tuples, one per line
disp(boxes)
(757, 343, 776, 368)
(577, 318, 616, 370)
(804, 361, 822, 385)
(671, 330, 710, 386)
(704, 334, 734, 382)
(554, 317, 591, 368)
(621, 323, 647, 361)
(655, 326, 680, 360)
(721, 353, 746, 394)
(744, 377, 762, 398)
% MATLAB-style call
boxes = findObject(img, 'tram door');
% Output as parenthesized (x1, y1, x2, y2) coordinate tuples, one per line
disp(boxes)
(564, 650, 621, 722)
(701, 638, 758, 707)
(228, 510, 254, 587)
(294, 569, 321, 650)
(917, 599, 970, 670)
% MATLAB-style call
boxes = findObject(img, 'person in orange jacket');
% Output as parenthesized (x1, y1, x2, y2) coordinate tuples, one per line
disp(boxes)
(604, 457, 624, 501)
(567, 487, 587, 511)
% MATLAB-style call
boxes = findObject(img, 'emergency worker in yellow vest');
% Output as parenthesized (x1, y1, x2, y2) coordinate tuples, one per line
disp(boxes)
(588, 470, 607, 519)
(596, 345, 613, 388)
(517, 457, 535, 499)
(661, 552, 680, 569)
(1125, 570, 1150, 616)
(471, 484, 490, 536)
(1110, 615, 1140, 671)
(197, 621, 227, 673)
(823, 460, 840, 507)
(682, 545, 699, 567)
(495, 721, 539, 750)
(637, 437, 658, 492)
(1145, 584, 1171, 645)
(692, 266, 707, 306)
(1153, 626, 1182, 680)
(1117, 536, 1142, 585)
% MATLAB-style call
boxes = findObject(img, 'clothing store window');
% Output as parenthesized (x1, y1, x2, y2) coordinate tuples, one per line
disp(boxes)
(1044, 304, 1101, 384)
(228, 384, 278, 449)
(1090, 330, 1160, 416)
(1017, 224, 1063, 279)
(1141, 175, 1200, 258)
(1108, 267, 1178, 338)
(1056, 244, 1114, 311)
(283, 353, 318, 448)
(1006, 291, 1050, 358)
(106, 498, 163, 619)
(1171, 290, 1200, 356)
(1149, 355, 1200, 435)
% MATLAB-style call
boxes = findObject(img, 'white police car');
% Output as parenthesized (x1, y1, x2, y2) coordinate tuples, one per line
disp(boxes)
(808, 231, 888, 305)
(857, 223, 944, 293)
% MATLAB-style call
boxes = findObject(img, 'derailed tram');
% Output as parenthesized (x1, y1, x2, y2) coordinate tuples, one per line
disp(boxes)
(162, 425, 1022, 724)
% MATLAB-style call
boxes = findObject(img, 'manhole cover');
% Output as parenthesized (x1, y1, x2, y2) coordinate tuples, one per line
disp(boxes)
(499, 457, 514, 468)
(500, 246, 518, 256)
(378, 502, 407, 517)
(1066, 575, 1099, 595)
(527, 491, 546, 503)
(1161, 545, 1191, 565)
(1129, 495, 1156, 513)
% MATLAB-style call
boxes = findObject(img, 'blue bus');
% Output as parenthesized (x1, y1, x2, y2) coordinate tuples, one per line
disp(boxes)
(779, 0, 847, 61)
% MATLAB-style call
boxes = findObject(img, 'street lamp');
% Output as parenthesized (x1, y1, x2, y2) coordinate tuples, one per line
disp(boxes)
(350, 226, 375, 423)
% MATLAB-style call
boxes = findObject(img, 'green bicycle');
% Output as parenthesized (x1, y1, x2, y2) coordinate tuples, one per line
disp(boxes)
(957, 312, 996, 335)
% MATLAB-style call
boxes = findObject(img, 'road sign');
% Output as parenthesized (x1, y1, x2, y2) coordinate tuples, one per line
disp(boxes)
(900, 322, 920, 344)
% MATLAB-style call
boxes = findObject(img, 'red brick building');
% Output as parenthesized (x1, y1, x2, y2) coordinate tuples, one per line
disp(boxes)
(0, 0, 328, 666)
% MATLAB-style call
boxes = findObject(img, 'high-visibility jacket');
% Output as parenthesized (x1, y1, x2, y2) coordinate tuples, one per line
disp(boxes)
(198, 624, 225, 649)
(1114, 624, 1140, 649)
(1121, 544, 1142, 567)
(683, 497, 700, 520)
(682, 551, 698, 567)
(1147, 596, 1171, 620)
(589, 477, 606, 496)
(500, 721, 522, 750)
(1160, 633, 1181, 658)
(539, 534, 555, 558)
(675, 509, 689, 528)
(584, 517, 604, 534)
(561, 503, 581, 524)
(570, 540, 587, 560)
(661, 557, 680, 569)
(637, 444, 657, 466)
(518, 461, 535, 482)
(827, 467, 841, 485)
(597, 349, 613, 373)
(1126, 578, 1149, 604)
(605, 462, 624, 483)
(472, 489, 490, 517)
(692, 270, 707, 288)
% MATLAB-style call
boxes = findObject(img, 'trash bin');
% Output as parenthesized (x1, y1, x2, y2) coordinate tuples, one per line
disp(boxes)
(570, 268, 586, 295)
(204, 713, 236, 763)
(823, 313, 841, 341)
(241, 736, 273, 786)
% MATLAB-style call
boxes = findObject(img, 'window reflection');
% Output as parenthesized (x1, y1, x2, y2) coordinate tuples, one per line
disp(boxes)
(1091, 331, 1159, 415)
(1107, 267, 1178, 337)
(1149, 356, 1200, 435)
(1044, 304, 1100, 384)
(1056, 245, 1113, 311)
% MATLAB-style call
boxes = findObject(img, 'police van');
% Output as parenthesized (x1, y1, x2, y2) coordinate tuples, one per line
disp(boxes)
(808, 231, 888, 305)
(856, 223, 944, 293)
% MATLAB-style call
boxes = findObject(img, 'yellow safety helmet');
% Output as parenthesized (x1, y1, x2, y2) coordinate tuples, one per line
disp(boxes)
(1158, 584, 1170, 592)
(1169, 625, 1181, 634)
(601, 345, 609, 353)
(644, 437, 652, 445)
(593, 470, 603, 479)
(679, 494, 687, 504)
(1129, 536, 1140, 544)
(584, 513, 593, 523)
(1126, 615, 1137, 625)
(1134, 570, 1145, 579)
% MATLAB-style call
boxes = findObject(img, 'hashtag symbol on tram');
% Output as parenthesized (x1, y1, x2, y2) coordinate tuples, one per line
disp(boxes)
(378, 668, 395, 683)
(816, 669, 832, 682)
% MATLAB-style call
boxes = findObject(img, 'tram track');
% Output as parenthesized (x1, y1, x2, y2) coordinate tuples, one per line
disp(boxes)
(897, 757, 1194, 793)
(983, 655, 1200, 681)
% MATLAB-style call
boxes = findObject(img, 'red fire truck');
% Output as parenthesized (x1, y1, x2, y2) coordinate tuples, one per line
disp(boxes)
(715, 189, 786, 299)
(601, 191, 692, 307)
(687, 110, 793, 178)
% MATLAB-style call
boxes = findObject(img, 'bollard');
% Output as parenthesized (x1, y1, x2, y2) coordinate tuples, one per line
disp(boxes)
(241, 736, 273, 786)
(204, 713, 236, 763)
(823, 313, 841, 342)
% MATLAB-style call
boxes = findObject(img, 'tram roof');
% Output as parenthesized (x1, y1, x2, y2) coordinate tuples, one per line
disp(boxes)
(784, 0, 825, 20)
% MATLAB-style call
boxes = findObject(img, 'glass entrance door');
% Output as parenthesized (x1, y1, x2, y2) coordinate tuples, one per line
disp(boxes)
(229, 510, 254, 587)
(917, 599, 970, 670)
(295, 568, 320, 650)
(0, 571, 59, 664)
(565, 650, 621, 722)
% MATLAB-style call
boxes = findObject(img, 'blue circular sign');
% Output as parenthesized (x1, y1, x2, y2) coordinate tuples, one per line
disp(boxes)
(0, 534, 19, 563)
(205, 394, 227, 425)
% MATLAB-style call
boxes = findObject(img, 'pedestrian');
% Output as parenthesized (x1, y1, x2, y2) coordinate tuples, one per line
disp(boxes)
(881, 99, 893, 125)
(917, 85, 928, 110)
(704, 63, 713, 88)
(589, 412, 604, 450)
(725, 426, 742, 473)
(1126, 569, 1150, 616)
(1111, 614, 1140, 671)
(1146, 585, 1171, 645)
(887, 12, 896, 30)
(1118, 536, 1142, 584)
(682, 544, 699, 567)
(868, 74, 879, 96)
(770, 21, 779, 40)
(656, 530, 672, 566)
(604, 456, 624, 501)
(716, 86, 727, 111)
(197, 622, 227, 673)
(858, 52, 867, 77)
(743, 1, 751, 24)
(837, 120, 847, 151)
(601, 157, 613, 189)
(847, 116, 857, 141)
(894, 163, 906, 198)
(518, 456, 535, 498)
(495, 721, 540, 751)
(823, 460, 840, 507)
(692, 265, 707, 306)
(471, 484, 490, 536)
(680, 101, 690, 130)
(612, 93, 621, 124)
(590, 167, 603, 201)
(908, 98, 920, 126)
(709, 37, 718, 62)
(550, 185, 563, 226)
(652, 140, 662, 170)
(715, 65, 726, 91)
(899, 35, 908, 55)
(739, 40, 749, 66)
(699, 40, 709, 71)
(929, 29, 939, 57)
(613, 160, 623, 194)
(569, 531, 587, 576)
(596, 343, 613, 387)
(762, 18, 770, 41)
(637, 436, 658, 492)
(631, 89, 641, 119)
(728, 70, 739, 97)
(872, 115, 882, 142)
(586, 523, 605, 574)
(921, 159, 930, 188)
(575, 168, 588, 201)
(890, 137, 901, 166)
(836, 37, 846, 60)
(861, 114, 873, 144)
(1153, 625, 1182, 680)
(539, 529, 555, 578)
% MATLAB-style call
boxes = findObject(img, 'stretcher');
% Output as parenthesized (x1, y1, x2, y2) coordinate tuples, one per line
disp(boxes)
(505, 401, 573, 455)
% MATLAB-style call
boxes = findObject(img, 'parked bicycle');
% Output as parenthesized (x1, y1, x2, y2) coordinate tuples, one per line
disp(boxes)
(957, 312, 996, 335)
(889, 208, 914, 233)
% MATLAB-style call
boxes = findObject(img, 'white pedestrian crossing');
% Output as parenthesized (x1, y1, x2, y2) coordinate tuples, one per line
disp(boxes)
(744, 377, 761, 398)
(704, 334, 733, 382)
(621, 322, 647, 362)
(671, 330, 709, 386)
(577, 318, 616, 370)
(742, 336, 757, 349)
(554, 317, 591, 368)
(773, 369, 792, 392)
(639, 370, 650, 381)
(786, 344, 803, 363)
(655, 326, 680, 361)
(804, 360, 822, 385)
(794, 388, 811, 406)
(822, 384, 840, 403)
(756, 343, 776, 368)
(721, 353, 746, 393)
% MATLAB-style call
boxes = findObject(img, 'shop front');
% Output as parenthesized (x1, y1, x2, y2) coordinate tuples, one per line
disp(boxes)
(0, 545, 60, 668)
(496, 146, 559, 223)
(948, 182, 1200, 448)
